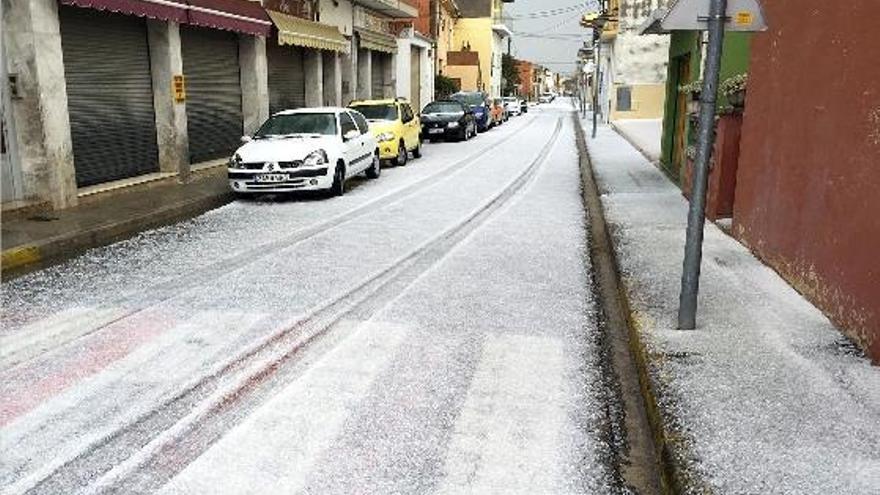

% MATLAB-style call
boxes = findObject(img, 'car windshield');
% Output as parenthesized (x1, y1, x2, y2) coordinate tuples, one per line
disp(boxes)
(423, 102, 464, 114)
(254, 113, 337, 138)
(451, 93, 485, 107)
(353, 104, 398, 121)
(503, 97, 517, 103)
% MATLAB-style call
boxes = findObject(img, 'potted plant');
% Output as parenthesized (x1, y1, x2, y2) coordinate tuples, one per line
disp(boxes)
(678, 80, 703, 102)
(720, 73, 747, 109)
(679, 80, 703, 114)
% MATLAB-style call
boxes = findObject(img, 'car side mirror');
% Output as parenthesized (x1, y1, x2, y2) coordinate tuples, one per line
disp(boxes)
(240, 135, 252, 143)
(343, 129, 360, 141)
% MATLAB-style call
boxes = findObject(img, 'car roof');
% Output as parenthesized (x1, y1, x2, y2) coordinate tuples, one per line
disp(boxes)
(274, 107, 351, 116)
(349, 99, 405, 106)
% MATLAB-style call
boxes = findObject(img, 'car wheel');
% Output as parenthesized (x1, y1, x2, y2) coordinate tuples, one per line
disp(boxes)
(365, 151, 381, 179)
(412, 141, 422, 159)
(392, 140, 408, 166)
(331, 162, 345, 196)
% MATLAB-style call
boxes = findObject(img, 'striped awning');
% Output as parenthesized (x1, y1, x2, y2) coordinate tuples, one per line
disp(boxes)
(356, 28, 398, 54)
(266, 10, 349, 53)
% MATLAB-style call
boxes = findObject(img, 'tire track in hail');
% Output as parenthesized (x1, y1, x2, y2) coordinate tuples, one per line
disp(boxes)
(1, 115, 543, 372)
(16, 117, 565, 495)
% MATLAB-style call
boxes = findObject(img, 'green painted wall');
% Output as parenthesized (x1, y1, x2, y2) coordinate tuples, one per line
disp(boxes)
(660, 31, 700, 179)
(658, 31, 751, 182)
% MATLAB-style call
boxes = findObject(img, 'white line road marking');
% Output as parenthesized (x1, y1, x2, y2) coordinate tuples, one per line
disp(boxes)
(0, 306, 126, 369)
(437, 334, 569, 495)
(1, 311, 266, 494)
(158, 321, 409, 495)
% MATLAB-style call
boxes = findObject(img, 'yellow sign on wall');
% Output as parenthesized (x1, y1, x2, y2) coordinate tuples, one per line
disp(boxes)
(173, 75, 186, 103)
(734, 11, 754, 27)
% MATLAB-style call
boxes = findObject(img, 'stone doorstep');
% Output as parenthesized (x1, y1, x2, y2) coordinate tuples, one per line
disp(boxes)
(76, 159, 227, 206)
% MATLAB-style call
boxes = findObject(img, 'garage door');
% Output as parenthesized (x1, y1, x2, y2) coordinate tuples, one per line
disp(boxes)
(371, 52, 385, 99)
(59, 6, 159, 187)
(181, 26, 243, 163)
(267, 43, 306, 115)
(410, 46, 421, 110)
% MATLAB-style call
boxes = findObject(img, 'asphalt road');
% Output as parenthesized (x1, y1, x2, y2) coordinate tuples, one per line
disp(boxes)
(1, 101, 625, 494)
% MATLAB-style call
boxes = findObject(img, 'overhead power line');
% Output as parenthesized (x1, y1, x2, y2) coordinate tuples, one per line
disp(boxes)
(505, 1, 599, 20)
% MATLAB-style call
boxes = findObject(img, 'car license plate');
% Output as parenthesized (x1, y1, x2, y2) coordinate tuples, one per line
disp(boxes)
(255, 173, 288, 183)
(428, 128, 445, 134)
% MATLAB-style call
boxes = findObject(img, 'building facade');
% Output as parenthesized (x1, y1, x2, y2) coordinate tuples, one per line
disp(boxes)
(450, 0, 511, 96)
(445, 50, 480, 91)
(0, 0, 419, 212)
(432, 0, 460, 77)
(593, 0, 669, 121)
(515, 59, 534, 100)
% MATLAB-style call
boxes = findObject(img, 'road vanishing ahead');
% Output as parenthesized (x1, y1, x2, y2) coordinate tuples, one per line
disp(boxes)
(1, 102, 626, 494)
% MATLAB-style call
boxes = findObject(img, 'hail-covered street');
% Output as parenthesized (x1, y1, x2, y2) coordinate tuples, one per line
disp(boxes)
(1, 102, 624, 494)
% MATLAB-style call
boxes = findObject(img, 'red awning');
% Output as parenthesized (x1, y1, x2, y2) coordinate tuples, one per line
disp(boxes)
(60, 0, 188, 23)
(59, 0, 271, 37)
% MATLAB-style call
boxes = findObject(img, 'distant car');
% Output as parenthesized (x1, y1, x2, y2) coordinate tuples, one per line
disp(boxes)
(349, 98, 422, 166)
(450, 91, 492, 133)
(538, 93, 553, 104)
(228, 107, 380, 197)
(502, 97, 522, 117)
(420, 100, 477, 141)
(490, 98, 506, 126)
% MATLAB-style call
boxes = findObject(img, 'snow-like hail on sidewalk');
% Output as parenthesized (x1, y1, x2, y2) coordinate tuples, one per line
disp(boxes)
(583, 117, 880, 495)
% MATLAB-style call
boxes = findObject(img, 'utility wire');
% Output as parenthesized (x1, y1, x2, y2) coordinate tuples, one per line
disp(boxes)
(505, 1, 598, 20)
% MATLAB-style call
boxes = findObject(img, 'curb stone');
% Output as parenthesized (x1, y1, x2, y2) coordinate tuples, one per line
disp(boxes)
(573, 113, 713, 495)
(1, 191, 234, 279)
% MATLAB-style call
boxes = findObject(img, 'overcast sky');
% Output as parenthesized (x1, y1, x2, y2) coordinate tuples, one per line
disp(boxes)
(506, 0, 600, 75)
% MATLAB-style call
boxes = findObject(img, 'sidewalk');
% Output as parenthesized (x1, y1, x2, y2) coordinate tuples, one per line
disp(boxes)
(1, 169, 232, 277)
(610, 118, 662, 163)
(582, 119, 880, 494)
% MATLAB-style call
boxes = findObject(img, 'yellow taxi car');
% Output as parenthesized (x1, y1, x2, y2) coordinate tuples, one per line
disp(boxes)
(348, 98, 422, 166)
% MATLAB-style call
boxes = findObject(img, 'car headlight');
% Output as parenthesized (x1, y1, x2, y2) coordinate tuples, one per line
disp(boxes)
(303, 149, 328, 167)
(229, 153, 244, 169)
(447, 121, 460, 129)
(377, 132, 396, 143)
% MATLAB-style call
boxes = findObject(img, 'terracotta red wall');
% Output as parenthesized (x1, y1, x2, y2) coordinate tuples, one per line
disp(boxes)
(516, 61, 533, 98)
(733, 0, 880, 362)
(412, 0, 431, 37)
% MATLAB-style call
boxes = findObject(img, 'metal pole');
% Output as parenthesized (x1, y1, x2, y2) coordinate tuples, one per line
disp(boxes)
(591, 32, 600, 139)
(582, 70, 587, 118)
(677, 0, 727, 329)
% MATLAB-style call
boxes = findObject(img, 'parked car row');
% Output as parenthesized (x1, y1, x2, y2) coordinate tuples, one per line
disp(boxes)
(538, 92, 557, 104)
(227, 93, 528, 197)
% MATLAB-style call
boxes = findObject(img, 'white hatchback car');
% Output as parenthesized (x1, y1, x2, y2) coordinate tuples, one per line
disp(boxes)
(228, 107, 380, 196)
(502, 97, 522, 116)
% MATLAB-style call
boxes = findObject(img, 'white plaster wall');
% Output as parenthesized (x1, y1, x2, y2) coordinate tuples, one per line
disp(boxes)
(612, 0, 670, 84)
(490, 31, 503, 96)
(612, 31, 669, 84)
(319, 0, 353, 36)
(395, 37, 411, 101)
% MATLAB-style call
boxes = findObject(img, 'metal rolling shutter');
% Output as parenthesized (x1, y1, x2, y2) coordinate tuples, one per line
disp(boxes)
(267, 43, 306, 115)
(371, 52, 384, 99)
(181, 26, 243, 163)
(59, 7, 159, 187)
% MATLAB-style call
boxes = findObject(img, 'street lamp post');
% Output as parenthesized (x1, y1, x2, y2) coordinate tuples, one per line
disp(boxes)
(592, 33, 601, 138)
(581, 8, 612, 139)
